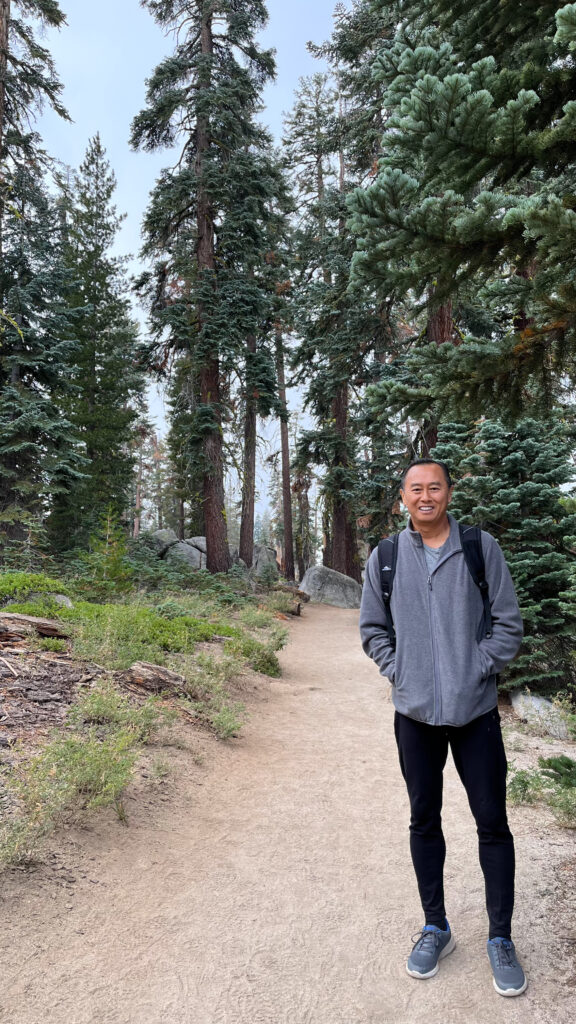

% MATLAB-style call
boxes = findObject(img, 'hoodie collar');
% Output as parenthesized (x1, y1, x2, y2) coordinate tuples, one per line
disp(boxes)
(406, 513, 461, 552)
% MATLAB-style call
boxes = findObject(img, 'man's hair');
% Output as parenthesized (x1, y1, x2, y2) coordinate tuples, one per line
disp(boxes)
(401, 458, 453, 489)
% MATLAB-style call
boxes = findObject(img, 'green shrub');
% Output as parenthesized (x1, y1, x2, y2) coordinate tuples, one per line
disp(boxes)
(239, 606, 274, 629)
(9, 730, 138, 827)
(46, 602, 238, 669)
(0, 571, 70, 604)
(538, 754, 576, 788)
(548, 787, 576, 828)
(210, 704, 245, 740)
(507, 766, 545, 805)
(224, 634, 283, 677)
(37, 638, 68, 653)
(67, 681, 173, 742)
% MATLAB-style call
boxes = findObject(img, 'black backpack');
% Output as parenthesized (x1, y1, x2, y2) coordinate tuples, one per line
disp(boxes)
(376, 524, 492, 651)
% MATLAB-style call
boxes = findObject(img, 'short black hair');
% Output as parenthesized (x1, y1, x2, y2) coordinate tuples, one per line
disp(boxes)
(401, 458, 453, 489)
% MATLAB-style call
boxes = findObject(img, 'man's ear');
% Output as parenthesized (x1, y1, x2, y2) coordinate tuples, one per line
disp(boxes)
(447, 487, 454, 504)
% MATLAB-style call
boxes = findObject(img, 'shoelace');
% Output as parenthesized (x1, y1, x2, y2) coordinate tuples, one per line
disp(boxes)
(491, 940, 517, 968)
(411, 929, 441, 952)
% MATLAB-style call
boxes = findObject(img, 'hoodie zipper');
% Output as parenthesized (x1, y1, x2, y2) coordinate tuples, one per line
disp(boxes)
(427, 573, 441, 725)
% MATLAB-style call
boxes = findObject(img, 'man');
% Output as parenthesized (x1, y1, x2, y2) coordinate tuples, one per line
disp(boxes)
(359, 458, 527, 997)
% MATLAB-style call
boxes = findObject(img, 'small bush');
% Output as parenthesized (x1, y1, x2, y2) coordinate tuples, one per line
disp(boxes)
(224, 634, 283, 677)
(239, 606, 274, 629)
(37, 638, 68, 653)
(210, 704, 245, 740)
(548, 787, 576, 828)
(507, 766, 545, 805)
(0, 572, 70, 604)
(67, 681, 174, 742)
(538, 754, 576, 788)
(10, 730, 138, 825)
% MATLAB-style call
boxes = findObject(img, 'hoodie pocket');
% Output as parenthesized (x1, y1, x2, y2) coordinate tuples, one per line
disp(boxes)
(474, 642, 489, 682)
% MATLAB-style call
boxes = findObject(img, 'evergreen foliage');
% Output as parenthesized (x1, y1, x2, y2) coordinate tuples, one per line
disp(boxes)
(432, 416, 576, 697)
(347, 1, 576, 417)
(47, 136, 147, 550)
(133, 0, 289, 573)
(0, 0, 75, 565)
(0, 168, 81, 565)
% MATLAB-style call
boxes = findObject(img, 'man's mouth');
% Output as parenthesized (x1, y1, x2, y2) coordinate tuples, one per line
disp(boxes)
(418, 506, 434, 512)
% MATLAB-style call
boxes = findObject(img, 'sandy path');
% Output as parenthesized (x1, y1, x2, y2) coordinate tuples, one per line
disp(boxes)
(0, 604, 574, 1024)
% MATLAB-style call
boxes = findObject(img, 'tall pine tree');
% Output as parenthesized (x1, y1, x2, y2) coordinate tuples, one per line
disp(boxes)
(132, 0, 276, 573)
(47, 136, 147, 551)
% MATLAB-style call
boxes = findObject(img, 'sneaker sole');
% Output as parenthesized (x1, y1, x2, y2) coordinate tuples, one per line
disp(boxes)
(406, 934, 456, 979)
(492, 976, 528, 997)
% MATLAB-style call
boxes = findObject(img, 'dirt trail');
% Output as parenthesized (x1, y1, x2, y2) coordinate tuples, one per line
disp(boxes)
(0, 605, 574, 1024)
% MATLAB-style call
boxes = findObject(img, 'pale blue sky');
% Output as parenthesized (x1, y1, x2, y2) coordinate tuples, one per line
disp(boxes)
(39, 0, 338, 263)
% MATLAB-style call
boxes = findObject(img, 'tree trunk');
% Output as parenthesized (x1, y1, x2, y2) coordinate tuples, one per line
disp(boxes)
(0, 0, 9, 156)
(275, 328, 295, 580)
(294, 469, 312, 582)
(239, 333, 257, 568)
(422, 293, 453, 455)
(0, 0, 9, 272)
(196, 8, 230, 574)
(330, 382, 362, 581)
(133, 445, 143, 539)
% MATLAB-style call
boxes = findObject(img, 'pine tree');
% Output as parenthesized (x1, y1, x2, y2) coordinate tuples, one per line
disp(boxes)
(132, 0, 277, 574)
(286, 73, 377, 582)
(47, 136, 147, 551)
(0, 167, 82, 564)
(0, 0, 75, 563)
(348, 3, 576, 417)
(432, 415, 576, 697)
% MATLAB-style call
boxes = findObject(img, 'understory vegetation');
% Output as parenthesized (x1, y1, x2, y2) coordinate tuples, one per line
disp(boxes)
(0, 560, 291, 867)
(508, 753, 576, 830)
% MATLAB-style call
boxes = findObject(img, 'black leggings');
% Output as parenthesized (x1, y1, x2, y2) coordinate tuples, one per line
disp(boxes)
(394, 708, 515, 940)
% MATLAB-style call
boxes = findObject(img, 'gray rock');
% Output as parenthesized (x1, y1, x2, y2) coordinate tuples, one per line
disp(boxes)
(150, 528, 179, 557)
(165, 541, 206, 570)
(252, 544, 279, 577)
(511, 691, 570, 740)
(300, 565, 363, 609)
(183, 536, 207, 553)
(29, 592, 73, 608)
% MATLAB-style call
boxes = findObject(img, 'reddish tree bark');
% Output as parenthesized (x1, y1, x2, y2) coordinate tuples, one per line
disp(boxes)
(239, 333, 257, 568)
(196, 7, 230, 574)
(275, 328, 295, 580)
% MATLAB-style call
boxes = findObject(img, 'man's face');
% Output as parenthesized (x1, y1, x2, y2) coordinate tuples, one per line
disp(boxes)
(400, 464, 453, 532)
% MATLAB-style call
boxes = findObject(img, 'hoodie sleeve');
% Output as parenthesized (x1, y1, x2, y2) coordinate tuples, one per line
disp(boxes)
(359, 547, 396, 682)
(477, 532, 524, 677)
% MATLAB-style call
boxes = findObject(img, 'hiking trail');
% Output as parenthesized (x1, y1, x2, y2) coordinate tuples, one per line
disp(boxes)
(0, 605, 573, 1024)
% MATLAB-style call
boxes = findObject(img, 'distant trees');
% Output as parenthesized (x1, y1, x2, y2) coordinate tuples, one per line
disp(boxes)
(47, 136, 147, 550)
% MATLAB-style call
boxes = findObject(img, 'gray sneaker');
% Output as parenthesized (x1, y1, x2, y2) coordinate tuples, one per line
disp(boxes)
(487, 938, 527, 996)
(406, 923, 455, 979)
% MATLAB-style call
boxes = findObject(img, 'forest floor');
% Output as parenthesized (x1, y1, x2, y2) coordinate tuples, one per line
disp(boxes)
(0, 604, 575, 1024)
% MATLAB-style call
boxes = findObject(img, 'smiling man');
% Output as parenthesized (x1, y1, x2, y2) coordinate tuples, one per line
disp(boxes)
(359, 459, 527, 997)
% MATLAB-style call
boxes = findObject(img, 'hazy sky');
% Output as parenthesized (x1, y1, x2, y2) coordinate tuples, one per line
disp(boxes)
(37, 0, 339, 497)
(39, 0, 338, 265)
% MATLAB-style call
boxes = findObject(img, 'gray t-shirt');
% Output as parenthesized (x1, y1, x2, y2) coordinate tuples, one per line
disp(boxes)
(423, 539, 448, 575)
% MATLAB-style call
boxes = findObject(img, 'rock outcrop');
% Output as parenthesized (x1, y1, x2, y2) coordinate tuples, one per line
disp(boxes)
(299, 566, 363, 609)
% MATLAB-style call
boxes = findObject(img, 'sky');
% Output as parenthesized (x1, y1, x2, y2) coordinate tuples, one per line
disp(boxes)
(39, 0, 339, 263)
(37, 0, 340, 511)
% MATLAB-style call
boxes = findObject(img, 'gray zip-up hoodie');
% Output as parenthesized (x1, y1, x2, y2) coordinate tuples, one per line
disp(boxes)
(359, 514, 523, 726)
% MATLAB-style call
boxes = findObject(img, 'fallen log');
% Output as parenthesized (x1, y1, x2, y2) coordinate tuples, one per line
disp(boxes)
(0, 613, 71, 639)
(116, 661, 187, 694)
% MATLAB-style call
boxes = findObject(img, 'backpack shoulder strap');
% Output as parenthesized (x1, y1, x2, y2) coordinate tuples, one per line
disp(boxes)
(458, 523, 492, 639)
(377, 534, 399, 650)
